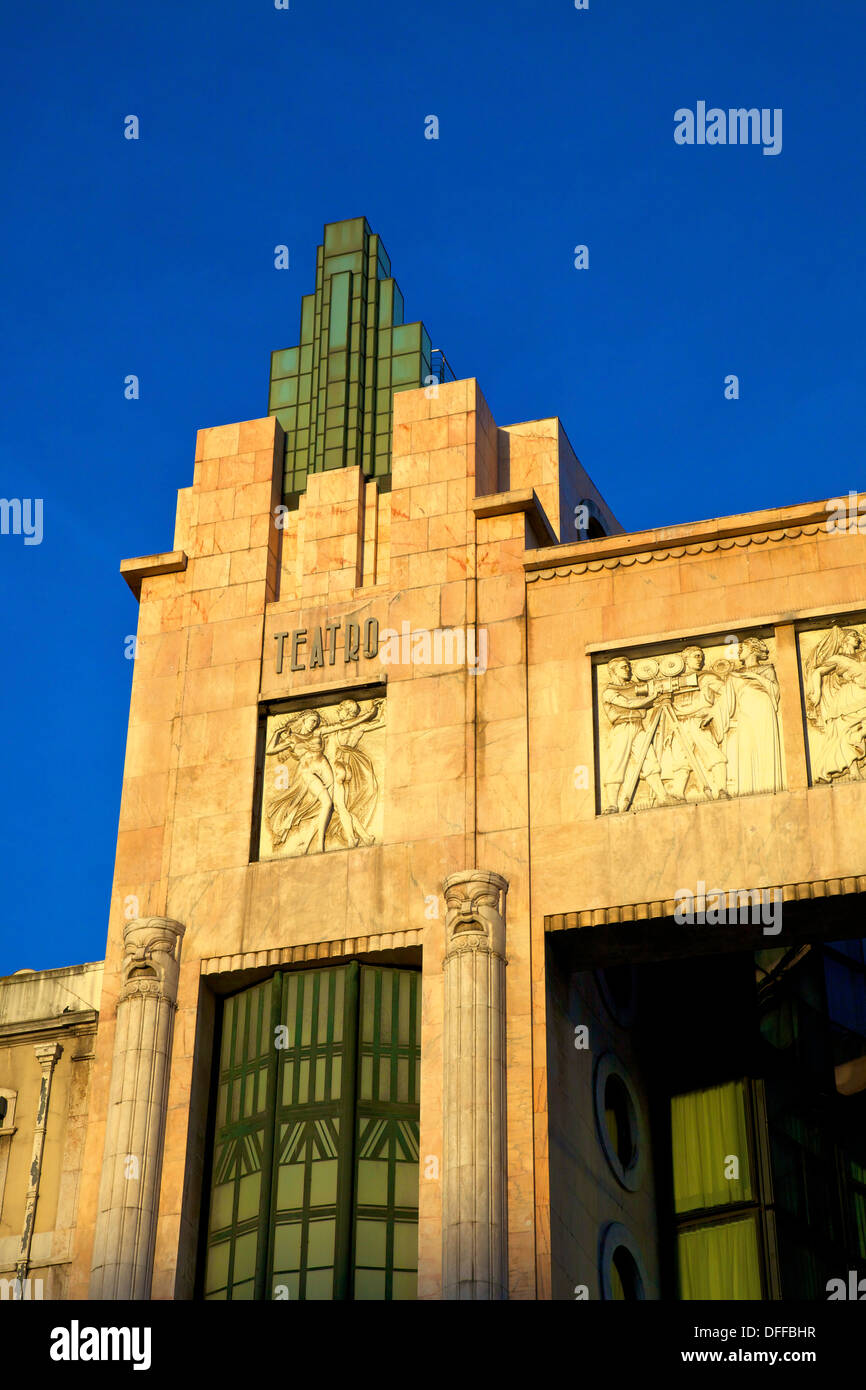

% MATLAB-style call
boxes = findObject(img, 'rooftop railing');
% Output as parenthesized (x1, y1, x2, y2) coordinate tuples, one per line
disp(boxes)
(430, 347, 456, 385)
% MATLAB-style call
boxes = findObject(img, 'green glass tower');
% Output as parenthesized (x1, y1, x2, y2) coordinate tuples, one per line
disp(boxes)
(269, 217, 435, 506)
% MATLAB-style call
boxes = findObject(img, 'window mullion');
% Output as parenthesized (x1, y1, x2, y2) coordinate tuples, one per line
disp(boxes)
(258, 972, 283, 1300)
(334, 961, 360, 1299)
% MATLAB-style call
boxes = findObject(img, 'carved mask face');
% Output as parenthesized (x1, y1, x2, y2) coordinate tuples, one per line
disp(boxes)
(445, 884, 500, 935)
(122, 925, 177, 982)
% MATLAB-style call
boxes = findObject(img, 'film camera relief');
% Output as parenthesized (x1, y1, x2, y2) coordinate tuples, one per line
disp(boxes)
(597, 637, 785, 815)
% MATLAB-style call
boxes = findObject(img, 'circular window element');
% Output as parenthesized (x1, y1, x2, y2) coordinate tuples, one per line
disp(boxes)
(604, 1074, 635, 1169)
(593, 1053, 645, 1191)
(595, 965, 637, 1028)
(598, 1223, 647, 1301)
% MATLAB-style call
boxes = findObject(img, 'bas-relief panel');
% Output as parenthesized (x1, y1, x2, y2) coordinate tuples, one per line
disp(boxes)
(259, 696, 385, 859)
(799, 621, 866, 786)
(595, 635, 784, 815)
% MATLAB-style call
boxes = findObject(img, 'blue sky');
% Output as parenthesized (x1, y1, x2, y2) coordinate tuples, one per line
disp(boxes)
(1, 1, 864, 973)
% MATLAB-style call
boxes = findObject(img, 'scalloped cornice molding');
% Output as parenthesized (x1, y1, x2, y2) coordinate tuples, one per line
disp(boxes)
(524, 493, 866, 582)
(527, 522, 827, 582)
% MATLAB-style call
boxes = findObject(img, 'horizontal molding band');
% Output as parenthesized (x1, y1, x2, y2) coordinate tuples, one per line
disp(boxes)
(545, 875, 866, 932)
(200, 929, 423, 975)
(0, 1013, 99, 1042)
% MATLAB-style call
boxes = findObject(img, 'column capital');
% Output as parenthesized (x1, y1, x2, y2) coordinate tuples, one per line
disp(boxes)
(119, 917, 185, 1005)
(33, 1042, 62, 1069)
(442, 869, 508, 960)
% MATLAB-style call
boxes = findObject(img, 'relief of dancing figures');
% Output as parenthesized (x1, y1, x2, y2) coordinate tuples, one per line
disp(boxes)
(261, 697, 385, 857)
(801, 623, 866, 784)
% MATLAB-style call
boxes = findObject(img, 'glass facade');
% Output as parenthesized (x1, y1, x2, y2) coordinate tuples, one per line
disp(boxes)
(654, 936, 866, 1299)
(268, 217, 433, 506)
(760, 940, 866, 1298)
(201, 962, 421, 1300)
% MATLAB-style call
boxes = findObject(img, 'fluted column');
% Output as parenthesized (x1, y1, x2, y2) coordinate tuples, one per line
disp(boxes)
(89, 917, 185, 1299)
(441, 869, 508, 1300)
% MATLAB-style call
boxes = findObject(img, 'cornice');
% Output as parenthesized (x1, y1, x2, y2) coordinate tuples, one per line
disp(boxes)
(474, 488, 558, 546)
(545, 874, 866, 933)
(524, 496, 862, 582)
(200, 928, 422, 975)
(121, 550, 188, 600)
(0, 1011, 99, 1042)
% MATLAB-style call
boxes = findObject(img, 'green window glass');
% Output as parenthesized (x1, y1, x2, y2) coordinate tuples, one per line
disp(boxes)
(328, 272, 351, 352)
(300, 298, 314, 345)
(269, 967, 353, 1301)
(269, 221, 439, 505)
(354, 968, 421, 1300)
(269, 377, 298, 410)
(323, 251, 364, 276)
(392, 323, 421, 355)
(391, 354, 421, 387)
(202, 978, 279, 1301)
(201, 963, 420, 1301)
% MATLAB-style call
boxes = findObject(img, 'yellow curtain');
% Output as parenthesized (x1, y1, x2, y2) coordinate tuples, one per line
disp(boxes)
(671, 1081, 752, 1213)
(678, 1218, 762, 1299)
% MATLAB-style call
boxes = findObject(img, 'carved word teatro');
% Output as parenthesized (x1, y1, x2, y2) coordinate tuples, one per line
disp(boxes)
(2, 218, 865, 1303)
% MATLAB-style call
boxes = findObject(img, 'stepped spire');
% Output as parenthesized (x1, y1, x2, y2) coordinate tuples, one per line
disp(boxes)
(269, 217, 436, 505)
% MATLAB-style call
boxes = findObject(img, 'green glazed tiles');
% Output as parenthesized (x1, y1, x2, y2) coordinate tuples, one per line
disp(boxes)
(269, 219, 436, 507)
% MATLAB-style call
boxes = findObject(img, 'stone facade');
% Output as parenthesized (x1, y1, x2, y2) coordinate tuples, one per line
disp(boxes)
(2, 364, 865, 1300)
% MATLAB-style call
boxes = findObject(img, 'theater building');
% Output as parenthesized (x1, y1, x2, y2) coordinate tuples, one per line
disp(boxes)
(1, 218, 865, 1301)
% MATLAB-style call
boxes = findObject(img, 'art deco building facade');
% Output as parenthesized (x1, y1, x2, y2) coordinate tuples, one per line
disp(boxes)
(1, 218, 865, 1301)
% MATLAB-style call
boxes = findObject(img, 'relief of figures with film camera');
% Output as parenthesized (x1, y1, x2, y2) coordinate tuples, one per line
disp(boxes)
(598, 635, 785, 815)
